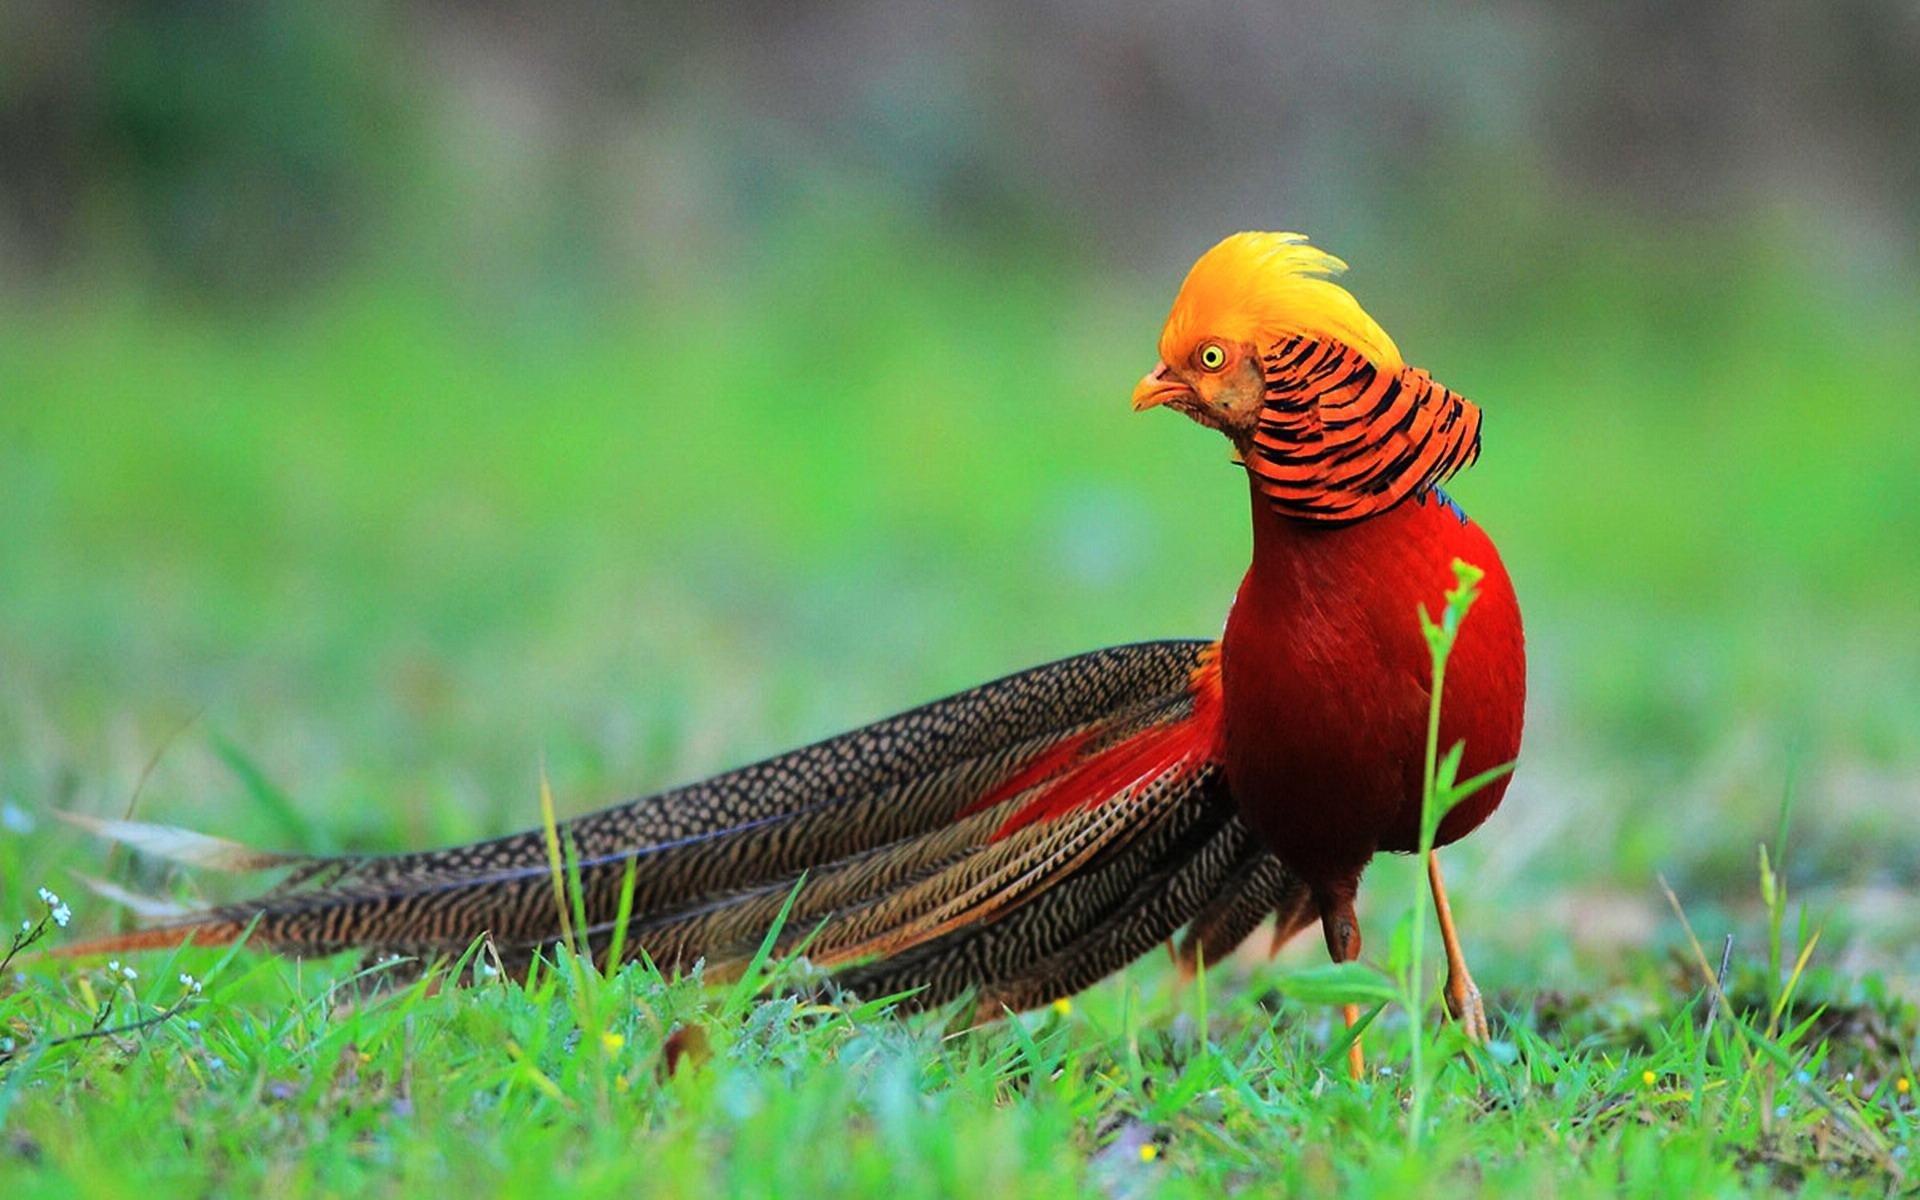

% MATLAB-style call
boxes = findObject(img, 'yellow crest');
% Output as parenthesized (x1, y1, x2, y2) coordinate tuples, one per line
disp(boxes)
(1158, 232, 1402, 371)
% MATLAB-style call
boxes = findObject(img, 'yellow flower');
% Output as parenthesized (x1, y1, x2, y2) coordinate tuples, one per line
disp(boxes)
(1138, 1144, 1160, 1164)
(601, 1031, 626, 1056)
(1051, 998, 1072, 1016)
(1641, 1070, 1656, 1087)
(1898, 1077, 1912, 1095)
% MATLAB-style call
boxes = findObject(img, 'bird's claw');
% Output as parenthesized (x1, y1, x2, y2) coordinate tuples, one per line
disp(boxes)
(1444, 971, 1490, 1043)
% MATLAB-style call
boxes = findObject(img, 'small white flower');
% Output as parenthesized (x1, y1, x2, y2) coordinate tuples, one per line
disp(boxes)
(19, 920, 30, 933)
(120, 964, 137, 980)
(37, 887, 58, 907)
(108, 959, 120, 972)
(178, 973, 202, 993)
(51, 904, 71, 928)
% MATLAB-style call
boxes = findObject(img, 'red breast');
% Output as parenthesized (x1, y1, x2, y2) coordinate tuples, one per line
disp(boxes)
(1219, 481, 1526, 893)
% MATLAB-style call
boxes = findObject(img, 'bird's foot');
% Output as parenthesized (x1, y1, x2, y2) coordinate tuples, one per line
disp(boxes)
(1443, 968, 1489, 1043)
(1341, 1002, 1365, 1081)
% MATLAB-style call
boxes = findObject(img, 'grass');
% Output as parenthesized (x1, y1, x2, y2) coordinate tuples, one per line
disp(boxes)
(1, 216, 1917, 1194)
(0, 859, 1911, 1196)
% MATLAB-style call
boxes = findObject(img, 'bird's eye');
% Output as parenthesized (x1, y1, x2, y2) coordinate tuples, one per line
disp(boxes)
(1197, 343, 1228, 371)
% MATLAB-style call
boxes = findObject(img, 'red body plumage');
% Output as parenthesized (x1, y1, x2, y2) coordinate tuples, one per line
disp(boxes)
(1223, 481, 1525, 904)
(980, 474, 1526, 903)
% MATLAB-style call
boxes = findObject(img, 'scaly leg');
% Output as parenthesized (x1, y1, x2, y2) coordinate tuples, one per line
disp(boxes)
(1426, 850, 1489, 1042)
(1319, 895, 1365, 1081)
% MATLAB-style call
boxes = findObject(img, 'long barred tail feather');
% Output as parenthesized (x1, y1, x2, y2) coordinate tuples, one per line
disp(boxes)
(61, 640, 1309, 1011)
(1172, 849, 1316, 979)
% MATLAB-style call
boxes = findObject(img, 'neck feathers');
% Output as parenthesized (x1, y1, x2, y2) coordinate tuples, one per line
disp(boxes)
(1245, 335, 1481, 526)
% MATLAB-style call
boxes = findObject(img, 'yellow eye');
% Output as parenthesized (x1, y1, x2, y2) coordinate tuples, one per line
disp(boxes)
(1197, 343, 1227, 371)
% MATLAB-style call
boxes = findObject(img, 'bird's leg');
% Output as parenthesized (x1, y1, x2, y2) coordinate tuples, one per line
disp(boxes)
(1426, 850, 1489, 1042)
(1319, 895, 1365, 1081)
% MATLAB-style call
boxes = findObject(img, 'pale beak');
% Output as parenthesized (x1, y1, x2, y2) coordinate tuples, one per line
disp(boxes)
(1131, 361, 1193, 412)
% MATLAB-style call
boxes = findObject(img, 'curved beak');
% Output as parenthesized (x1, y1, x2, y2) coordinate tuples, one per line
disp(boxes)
(1131, 361, 1192, 412)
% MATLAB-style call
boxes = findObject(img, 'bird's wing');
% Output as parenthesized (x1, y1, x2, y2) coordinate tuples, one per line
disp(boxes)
(63, 640, 1306, 1011)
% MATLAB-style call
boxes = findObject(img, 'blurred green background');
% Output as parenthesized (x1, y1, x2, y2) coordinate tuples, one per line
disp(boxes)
(1, 1, 1917, 992)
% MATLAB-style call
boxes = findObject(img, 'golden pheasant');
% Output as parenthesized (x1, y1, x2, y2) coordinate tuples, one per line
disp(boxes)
(64, 233, 1525, 1068)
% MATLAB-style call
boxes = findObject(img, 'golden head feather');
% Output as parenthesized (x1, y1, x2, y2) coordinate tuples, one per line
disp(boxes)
(1135, 231, 1483, 527)
(1158, 232, 1402, 372)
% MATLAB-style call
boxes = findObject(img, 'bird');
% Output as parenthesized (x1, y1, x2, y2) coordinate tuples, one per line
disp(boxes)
(61, 232, 1525, 1073)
